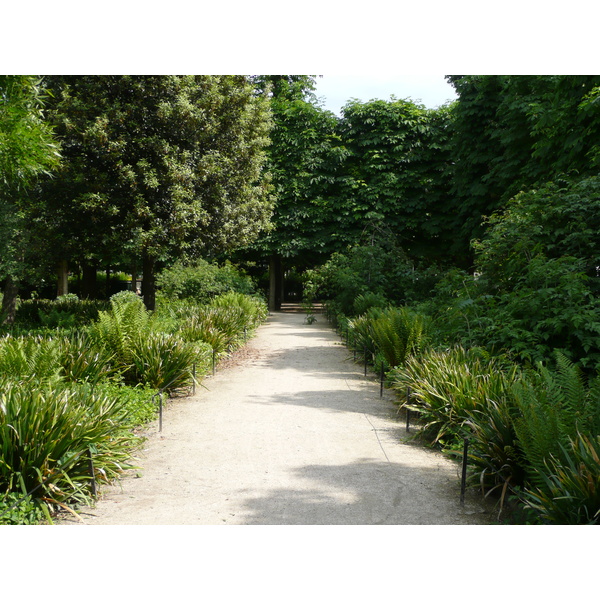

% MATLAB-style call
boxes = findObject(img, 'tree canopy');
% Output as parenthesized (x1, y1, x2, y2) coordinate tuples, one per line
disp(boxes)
(38, 75, 274, 309)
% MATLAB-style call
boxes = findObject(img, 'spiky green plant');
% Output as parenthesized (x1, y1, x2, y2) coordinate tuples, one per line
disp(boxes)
(391, 346, 519, 446)
(0, 380, 141, 521)
(370, 307, 429, 369)
(463, 395, 526, 504)
(523, 433, 600, 524)
(57, 333, 116, 385)
(129, 333, 210, 392)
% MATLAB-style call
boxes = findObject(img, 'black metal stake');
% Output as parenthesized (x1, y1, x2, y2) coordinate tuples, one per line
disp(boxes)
(87, 447, 97, 498)
(192, 363, 196, 395)
(364, 347, 368, 376)
(212, 350, 216, 375)
(380, 363, 385, 397)
(406, 408, 410, 431)
(460, 437, 469, 505)
(159, 393, 163, 433)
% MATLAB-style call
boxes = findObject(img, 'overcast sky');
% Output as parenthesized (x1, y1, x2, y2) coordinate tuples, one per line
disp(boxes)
(314, 75, 458, 115)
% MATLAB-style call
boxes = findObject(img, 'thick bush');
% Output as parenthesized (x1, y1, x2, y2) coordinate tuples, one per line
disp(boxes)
(156, 259, 256, 303)
(0, 380, 141, 521)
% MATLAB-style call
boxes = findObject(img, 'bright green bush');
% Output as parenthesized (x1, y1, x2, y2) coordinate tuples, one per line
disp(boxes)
(523, 433, 600, 524)
(391, 346, 520, 446)
(156, 259, 256, 303)
(0, 381, 141, 521)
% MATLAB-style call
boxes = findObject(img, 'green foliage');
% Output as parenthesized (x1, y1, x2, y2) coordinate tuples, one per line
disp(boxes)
(0, 381, 141, 519)
(89, 299, 148, 378)
(391, 346, 520, 447)
(15, 298, 110, 328)
(316, 234, 442, 316)
(339, 99, 455, 262)
(348, 306, 429, 371)
(39, 75, 274, 311)
(0, 491, 46, 525)
(156, 259, 256, 303)
(93, 382, 160, 427)
(129, 332, 208, 392)
(512, 353, 600, 489)
(352, 292, 388, 316)
(446, 75, 600, 259)
(522, 433, 600, 524)
(0, 75, 61, 190)
(249, 94, 347, 265)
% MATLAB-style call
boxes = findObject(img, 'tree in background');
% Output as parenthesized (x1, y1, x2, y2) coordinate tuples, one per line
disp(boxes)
(0, 76, 61, 323)
(339, 98, 456, 265)
(447, 75, 600, 264)
(39, 76, 273, 310)
(242, 76, 349, 309)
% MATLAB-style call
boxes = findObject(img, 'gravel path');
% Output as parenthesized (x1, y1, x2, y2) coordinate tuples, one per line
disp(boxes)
(64, 307, 491, 525)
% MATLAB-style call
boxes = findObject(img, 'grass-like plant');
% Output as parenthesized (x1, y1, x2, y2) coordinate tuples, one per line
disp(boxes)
(391, 346, 519, 446)
(522, 433, 600, 524)
(0, 380, 141, 521)
(129, 333, 210, 392)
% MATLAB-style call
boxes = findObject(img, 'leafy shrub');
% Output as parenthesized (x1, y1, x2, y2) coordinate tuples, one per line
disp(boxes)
(0, 381, 141, 520)
(353, 292, 388, 316)
(15, 298, 110, 328)
(522, 433, 600, 524)
(156, 259, 256, 303)
(0, 491, 46, 525)
(391, 346, 520, 446)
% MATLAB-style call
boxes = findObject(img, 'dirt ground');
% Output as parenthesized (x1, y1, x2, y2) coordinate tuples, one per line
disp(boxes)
(61, 306, 492, 525)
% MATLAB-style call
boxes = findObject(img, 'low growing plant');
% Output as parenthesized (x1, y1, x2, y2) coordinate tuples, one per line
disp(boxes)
(0, 380, 142, 521)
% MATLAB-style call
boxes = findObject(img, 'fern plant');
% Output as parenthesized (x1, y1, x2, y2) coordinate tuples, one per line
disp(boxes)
(89, 292, 154, 377)
(512, 351, 600, 490)
(371, 307, 429, 370)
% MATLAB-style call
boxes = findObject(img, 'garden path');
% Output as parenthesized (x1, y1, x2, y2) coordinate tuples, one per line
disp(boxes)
(64, 306, 491, 525)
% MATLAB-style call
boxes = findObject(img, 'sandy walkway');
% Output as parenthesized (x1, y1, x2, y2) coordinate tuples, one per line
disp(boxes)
(65, 308, 491, 525)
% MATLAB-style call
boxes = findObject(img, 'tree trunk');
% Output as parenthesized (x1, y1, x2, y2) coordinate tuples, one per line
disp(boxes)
(81, 263, 97, 299)
(56, 259, 69, 297)
(268, 254, 283, 312)
(131, 260, 138, 295)
(1, 276, 19, 326)
(142, 252, 156, 311)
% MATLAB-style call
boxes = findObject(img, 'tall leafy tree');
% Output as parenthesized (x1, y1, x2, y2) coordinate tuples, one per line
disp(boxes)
(0, 76, 61, 323)
(339, 98, 456, 263)
(241, 76, 347, 309)
(40, 75, 273, 309)
(446, 75, 600, 263)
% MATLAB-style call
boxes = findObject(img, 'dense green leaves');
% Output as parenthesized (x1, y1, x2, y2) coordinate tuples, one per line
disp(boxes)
(39, 76, 274, 308)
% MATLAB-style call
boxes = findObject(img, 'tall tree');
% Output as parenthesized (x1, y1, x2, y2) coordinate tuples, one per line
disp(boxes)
(446, 75, 600, 263)
(338, 97, 456, 263)
(241, 76, 342, 310)
(40, 76, 274, 309)
(0, 76, 61, 323)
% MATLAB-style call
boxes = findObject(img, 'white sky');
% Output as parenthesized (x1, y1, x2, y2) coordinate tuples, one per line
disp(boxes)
(314, 75, 458, 115)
